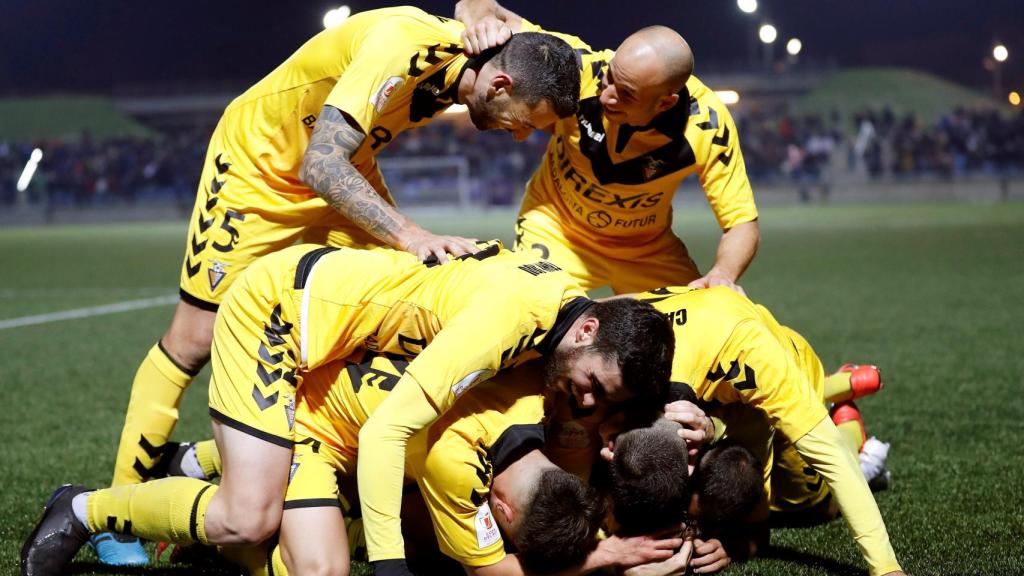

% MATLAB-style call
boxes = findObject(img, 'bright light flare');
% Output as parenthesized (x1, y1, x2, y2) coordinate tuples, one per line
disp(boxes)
(1010, 91, 1021, 106)
(715, 90, 740, 106)
(993, 45, 1009, 63)
(16, 148, 43, 192)
(786, 38, 802, 56)
(444, 104, 469, 115)
(737, 0, 758, 14)
(759, 24, 777, 44)
(323, 5, 351, 29)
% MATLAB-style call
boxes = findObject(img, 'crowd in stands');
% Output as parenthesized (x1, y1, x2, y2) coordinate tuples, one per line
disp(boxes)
(2, 105, 1021, 208)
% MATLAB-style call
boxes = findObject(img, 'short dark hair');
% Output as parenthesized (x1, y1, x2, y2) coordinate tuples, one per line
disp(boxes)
(491, 32, 581, 118)
(692, 441, 763, 533)
(516, 469, 605, 573)
(587, 299, 675, 407)
(610, 422, 690, 535)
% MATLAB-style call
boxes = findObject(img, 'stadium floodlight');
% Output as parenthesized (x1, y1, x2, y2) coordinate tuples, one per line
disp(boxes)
(993, 45, 1009, 63)
(715, 90, 740, 105)
(786, 38, 802, 56)
(759, 24, 777, 44)
(16, 148, 43, 193)
(737, 0, 757, 14)
(1010, 91, 1021, 106)
(323, 5, 352, 29)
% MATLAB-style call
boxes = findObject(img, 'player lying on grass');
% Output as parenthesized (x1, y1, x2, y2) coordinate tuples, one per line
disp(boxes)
(21, 243, 674, 576)
(101, 7, 582, 564)
(456, 0, 761, 296)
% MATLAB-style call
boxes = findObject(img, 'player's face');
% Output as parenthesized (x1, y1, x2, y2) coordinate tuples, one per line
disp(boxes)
(599, 57, 674, 127)
(467, 92, 556, 142)
(544, 347, 628, 408)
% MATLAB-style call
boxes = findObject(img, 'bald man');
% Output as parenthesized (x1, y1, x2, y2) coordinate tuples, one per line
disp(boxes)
(456, 1, 760, 295)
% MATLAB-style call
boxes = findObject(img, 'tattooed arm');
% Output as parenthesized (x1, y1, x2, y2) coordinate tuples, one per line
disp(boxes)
(299, 105, 478, 261)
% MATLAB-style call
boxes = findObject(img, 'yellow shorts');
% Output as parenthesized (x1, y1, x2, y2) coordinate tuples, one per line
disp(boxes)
(514, 206, 700, 294)
(769, 435, 831, 512)
(207, 247, 312, 447)
(178, 119, 387, 310)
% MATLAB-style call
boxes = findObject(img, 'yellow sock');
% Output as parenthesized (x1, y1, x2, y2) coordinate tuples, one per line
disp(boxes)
(87, 477, 217, 545)
(195, 439, 222, 479)
(112, 343, 196, 486)
(824, 370, 853, 403)
(836, 420, 866, 455)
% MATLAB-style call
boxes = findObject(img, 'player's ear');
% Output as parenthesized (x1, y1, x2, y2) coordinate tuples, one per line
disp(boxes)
(493, 496, 514, 524)
(657, 92, 680, 112)
(574, 316, 599, 345)
(489, 72, 513, 97)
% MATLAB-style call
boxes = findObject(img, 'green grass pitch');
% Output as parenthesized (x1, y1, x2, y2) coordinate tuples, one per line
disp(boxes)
(1, 201, 1022, 576)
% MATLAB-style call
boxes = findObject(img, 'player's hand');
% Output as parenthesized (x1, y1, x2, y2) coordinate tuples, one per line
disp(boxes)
(881, 572, 906, 576)
(687, 272, 747, 297)
(396, 227, 479, 264)
(621, 539, 694, 576)
(664, 400, 715, 456)
(597, 532, 685, 570)
(461, 16, 512, 55)
(690, 538, 730, 574)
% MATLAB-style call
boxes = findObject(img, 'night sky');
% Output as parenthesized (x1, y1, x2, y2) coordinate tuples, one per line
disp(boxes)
(2, 0, 1021, 96)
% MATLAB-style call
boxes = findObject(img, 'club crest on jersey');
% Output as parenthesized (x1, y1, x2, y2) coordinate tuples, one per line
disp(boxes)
(475, 503, 501, 548)
(371, 76, 404, 113)
(207, 260, 228, 291)
(643, 157, 667, 181)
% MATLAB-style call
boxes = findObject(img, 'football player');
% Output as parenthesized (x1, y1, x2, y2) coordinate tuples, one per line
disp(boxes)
(456, 1, 760, 295)
(22, 243, 674, 576)
(99, 7, 581, 565)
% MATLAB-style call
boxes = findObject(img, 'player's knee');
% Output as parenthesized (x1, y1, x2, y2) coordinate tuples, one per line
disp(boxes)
(284, 551, 349, 576)
(220, 507, 281, 546)
(162, 305, 216, 371)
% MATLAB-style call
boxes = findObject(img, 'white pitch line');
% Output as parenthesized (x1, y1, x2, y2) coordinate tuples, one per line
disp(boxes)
(0, 294, 178, 331)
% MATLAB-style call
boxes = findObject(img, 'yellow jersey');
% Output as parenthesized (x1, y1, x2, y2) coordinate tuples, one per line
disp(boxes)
(519, 22, 758, 252)
(296, 356, 549, 568)
(635, 286, 827, 442)
(282, 243, 582, 413)
(221, 6, 468, 198)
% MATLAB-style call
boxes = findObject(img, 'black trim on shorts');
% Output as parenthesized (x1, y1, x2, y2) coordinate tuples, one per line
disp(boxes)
(190, 485, 214, 542)
(294, 247, 340, 289)
(209, 407, 294, 448)
(156, 340, 201, 377)
(179, 288, 220, 313)
(282, 498, 342, 510)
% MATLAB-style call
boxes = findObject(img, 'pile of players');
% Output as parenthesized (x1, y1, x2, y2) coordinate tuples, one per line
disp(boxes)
(21, 2, 905, 576)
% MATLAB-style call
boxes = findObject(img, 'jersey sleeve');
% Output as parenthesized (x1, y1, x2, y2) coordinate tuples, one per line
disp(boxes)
(794, 419, 902, 576)
(690, 92, 758, 230)
(414, 438, 507, 566)
(323, 22, 422, 133)
(713, 319, 828, 442)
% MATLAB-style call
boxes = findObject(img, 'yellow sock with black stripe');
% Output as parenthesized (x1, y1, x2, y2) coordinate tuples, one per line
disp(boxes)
(195, 439, 222, 479)
(86, 477, 217, 545)
(112, 343, 197, 486)
(824, 371, 853, 403)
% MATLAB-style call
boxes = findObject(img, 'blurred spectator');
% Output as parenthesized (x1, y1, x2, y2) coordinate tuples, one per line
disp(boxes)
(3, 106, 1021, 209)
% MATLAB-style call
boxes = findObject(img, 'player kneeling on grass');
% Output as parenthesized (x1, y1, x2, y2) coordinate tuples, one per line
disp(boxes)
(21, 243, 674, 576)
(166, 361, 680, 575)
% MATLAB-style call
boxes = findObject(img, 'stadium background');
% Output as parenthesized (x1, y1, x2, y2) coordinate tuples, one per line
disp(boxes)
(1, 1, 1022, 575)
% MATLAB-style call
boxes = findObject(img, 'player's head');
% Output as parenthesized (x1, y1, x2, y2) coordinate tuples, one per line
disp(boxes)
(545, 298, 674, 410)
(689, 441, 763, 533)
(491, 457, 604, 573)
(601, 26, 693, 126)
(610, 419, 691, 535)
(464, 32, 581, 141)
